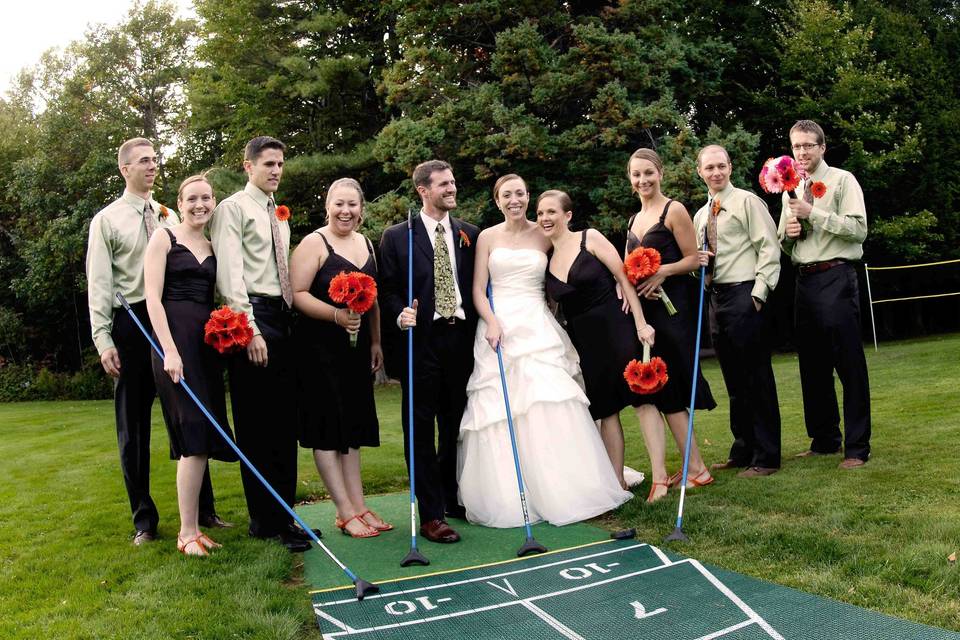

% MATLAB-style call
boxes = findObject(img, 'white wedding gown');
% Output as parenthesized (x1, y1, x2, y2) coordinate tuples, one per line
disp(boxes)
(457, 248, 633, 527)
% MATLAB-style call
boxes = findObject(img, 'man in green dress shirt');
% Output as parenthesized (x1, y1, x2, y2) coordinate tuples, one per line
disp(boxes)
(209, 136, 313, 552)
(694, 145, 782, 477)
(86, 137, 226, 545)
(778, 120, 871, 470)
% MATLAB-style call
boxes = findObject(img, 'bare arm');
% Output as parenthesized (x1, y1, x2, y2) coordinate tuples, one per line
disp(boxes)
(143, 230, 181, 382)
(290, 233, 360, 333)
(471, 230, 501, 349)
(587, 229, 654, 346)
(637, 202, 700, 298)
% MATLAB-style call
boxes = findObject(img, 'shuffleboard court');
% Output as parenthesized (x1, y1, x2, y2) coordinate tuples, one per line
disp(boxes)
(312, 542, 783, 640)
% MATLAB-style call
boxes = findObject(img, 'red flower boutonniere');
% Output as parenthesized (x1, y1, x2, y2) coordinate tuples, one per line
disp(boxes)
(711, 198, 724, 216)
(459, 229, 471, 248)
(275, 204, 291, 222)
(811, 182, 827, 199)
(158, 205, 170, 219)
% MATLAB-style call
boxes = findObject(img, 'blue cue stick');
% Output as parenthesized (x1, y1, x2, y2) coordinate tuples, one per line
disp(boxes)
(666, 239, 710, 542)
(115, 293, 378, 598)
(401, 210, 428, 566)
(487, 283, 546, 556)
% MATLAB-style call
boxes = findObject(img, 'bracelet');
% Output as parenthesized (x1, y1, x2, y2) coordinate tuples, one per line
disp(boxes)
(334, 309, 340, 326)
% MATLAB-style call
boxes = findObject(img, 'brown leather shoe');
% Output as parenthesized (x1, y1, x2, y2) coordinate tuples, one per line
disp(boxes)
(419, 519, 460, 543)
(838, 458, 866, 470)
(710, 460, 745, 471)
(736, 466, 779, 478)
(794, 448, 841, 458)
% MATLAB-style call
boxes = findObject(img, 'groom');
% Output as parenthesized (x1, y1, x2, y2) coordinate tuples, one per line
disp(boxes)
(379, 160, 479, 543)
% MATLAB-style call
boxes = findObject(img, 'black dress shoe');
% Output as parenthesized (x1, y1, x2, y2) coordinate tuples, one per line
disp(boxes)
(133, 530, 157, 546)
(276, 530, 312, 553)
(286, 523, 322, 540)
(198, 514, 234, 529)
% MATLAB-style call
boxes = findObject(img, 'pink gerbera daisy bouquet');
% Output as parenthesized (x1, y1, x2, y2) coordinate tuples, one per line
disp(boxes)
(759, 156, 812, 237)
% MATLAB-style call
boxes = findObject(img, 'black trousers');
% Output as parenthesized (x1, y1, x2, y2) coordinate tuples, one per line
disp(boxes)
(709, 283, 781, 468)
(795, 263, 871, 460)
(227, 300, 298, 537)
(400, 320, 473, 522)
(112, 302, 216, 534)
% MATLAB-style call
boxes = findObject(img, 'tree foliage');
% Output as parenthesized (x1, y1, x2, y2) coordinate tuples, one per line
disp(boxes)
(0, 0, 957, 367)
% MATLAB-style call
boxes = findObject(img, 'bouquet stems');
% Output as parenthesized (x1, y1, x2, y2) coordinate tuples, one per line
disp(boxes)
(659, 287, 677, 316)
(348, 310, 360, 347)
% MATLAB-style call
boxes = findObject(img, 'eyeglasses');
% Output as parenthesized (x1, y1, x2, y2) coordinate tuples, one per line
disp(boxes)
(791, 143, 821, 152)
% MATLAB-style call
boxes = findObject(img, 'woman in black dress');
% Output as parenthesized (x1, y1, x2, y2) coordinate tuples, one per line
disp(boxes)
(144, 175, 238, 556)
(290, 178, 389, 538)
(540, 190, 655, 490)
(625, 148, 716, 502)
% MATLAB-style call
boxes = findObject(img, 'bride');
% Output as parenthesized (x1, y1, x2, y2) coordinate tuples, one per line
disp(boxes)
(457, 174, 633, 527)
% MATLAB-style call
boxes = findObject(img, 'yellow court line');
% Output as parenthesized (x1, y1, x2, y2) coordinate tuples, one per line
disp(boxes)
(872, 291, 960, 304)
(308, 538, 616, 595)
(866, 258, 960, 271)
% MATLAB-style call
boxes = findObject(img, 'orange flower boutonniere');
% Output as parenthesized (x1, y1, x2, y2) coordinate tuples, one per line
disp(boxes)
(275, 204, 291, 222)
(459, 229, 471, 248)
(811, 182, 827, 199)
(711, 198, 724, 216)
(158, 205, 170, 219)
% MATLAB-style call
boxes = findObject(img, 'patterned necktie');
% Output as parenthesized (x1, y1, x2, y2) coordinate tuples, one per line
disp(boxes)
(433, 223, 457, 318)
(143, 201, 158, 239)
(803, 179, 815, 205)
(267, 198, 293, 307)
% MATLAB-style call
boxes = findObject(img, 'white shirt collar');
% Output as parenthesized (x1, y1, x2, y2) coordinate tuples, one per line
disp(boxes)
(420, 210, 451, 235)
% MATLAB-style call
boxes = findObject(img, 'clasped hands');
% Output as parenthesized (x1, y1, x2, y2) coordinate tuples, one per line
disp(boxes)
(785, 198, 813, 239)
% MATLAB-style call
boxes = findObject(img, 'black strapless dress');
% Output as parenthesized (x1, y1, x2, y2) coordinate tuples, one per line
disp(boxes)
(151, 229, 238, 461)
(294, 232, 380, 453)
(626, 201, 716, 413)
(546, 230, 644, 420)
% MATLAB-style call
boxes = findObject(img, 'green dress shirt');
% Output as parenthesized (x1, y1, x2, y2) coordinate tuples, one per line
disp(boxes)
(86, 190, 177, 354)
(777, 161, 867, 265)
(693, 183, 781, 302)
(208, 182, 290, 336)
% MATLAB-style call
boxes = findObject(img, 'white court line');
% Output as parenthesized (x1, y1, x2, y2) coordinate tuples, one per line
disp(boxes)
(520, 601, 586, 640)
(693, 619, 756, 640)
(689, 560, 784, 640)
(649, 544, 674, 566)
(318, 542, 652, 606)
(313, 607, 356, 633)
(321, 558, 747, 638)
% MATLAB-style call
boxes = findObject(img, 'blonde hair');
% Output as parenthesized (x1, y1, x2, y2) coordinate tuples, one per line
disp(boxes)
(176, 173, 213, 202)
(325, 177, 365, 226)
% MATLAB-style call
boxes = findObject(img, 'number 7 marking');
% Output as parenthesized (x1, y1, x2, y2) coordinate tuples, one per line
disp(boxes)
(631, 600, 667, 619)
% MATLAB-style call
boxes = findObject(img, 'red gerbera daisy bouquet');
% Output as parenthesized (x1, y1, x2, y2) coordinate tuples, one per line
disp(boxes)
(328, 271, 378, 347)
(759, 156, 811, 238)
(203, 306, 254, 354)
(623, 246, 677, 316)
(623, 344, 669, 395)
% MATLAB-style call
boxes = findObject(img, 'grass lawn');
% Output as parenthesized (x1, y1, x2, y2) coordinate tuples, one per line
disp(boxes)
(1, 334, 958, 638)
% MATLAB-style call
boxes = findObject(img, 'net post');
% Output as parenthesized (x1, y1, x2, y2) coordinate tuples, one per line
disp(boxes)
(863, 263, 879, 352)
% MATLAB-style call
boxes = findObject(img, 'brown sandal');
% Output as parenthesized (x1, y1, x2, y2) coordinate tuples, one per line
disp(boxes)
(177, 535, 209, 557)
(646, 481, 669, 503)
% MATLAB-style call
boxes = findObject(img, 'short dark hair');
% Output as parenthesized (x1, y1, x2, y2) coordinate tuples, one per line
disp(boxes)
(244, 136, 286, 162)
(789, 120, 826, 146)
(413, 160, 452, 189)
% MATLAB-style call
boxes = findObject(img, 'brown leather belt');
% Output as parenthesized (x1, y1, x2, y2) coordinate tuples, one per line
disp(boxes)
(797, 259, 846, 275)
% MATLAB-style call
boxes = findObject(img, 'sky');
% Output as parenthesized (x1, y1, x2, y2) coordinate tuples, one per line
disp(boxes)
(2, 0, 194, 92)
